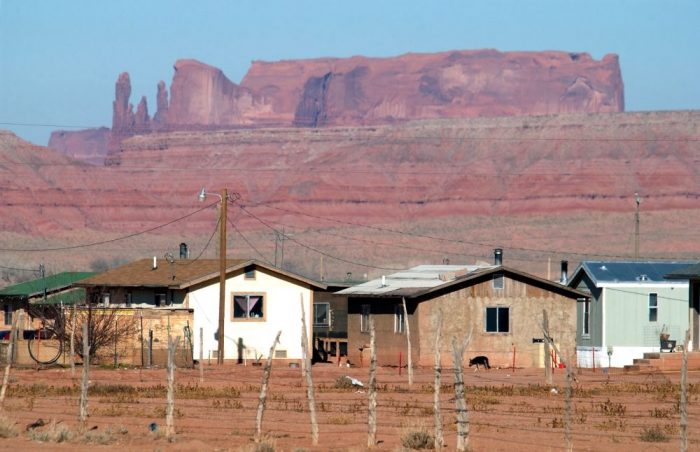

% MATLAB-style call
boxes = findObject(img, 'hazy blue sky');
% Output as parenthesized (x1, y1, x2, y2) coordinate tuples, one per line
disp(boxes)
(1, 0, 698, 145)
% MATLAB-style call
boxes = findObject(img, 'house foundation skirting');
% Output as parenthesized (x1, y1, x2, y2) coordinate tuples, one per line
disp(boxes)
(577, 346, 662, 368)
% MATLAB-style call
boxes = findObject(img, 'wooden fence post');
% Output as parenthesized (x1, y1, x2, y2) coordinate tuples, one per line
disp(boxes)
(680, 329, 689, 452)
(452, 332, 471, 452)
(433, 310, 444, 450)
(79, 322, 90, 430)
(367, 317, 377, 447)
(300, 298, 319, 445)
(540, 310, 573, 452)
(199, 327, 204, 384)
(70, 304, 77, 376)
(402, 297, 413, 386)
(0, 312, 20, 406)
(255, 330, 282, 443)
(543, 309, 552, 385)
(165, 335, 180, 440)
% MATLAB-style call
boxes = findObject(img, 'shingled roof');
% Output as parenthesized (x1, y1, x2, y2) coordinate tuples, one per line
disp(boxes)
(75, 258, 328, 290)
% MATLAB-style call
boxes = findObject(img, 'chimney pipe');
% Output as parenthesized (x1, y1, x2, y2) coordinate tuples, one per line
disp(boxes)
(381, 275, 386, 287)
(560, 260, 569, 284)
(152, 256, 157, 270)
(494, 248, 503, 266)
(179, 242, 189, 259)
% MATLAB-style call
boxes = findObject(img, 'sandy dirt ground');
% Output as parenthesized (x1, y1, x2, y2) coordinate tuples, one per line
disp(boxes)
(0, 362, 698, 451)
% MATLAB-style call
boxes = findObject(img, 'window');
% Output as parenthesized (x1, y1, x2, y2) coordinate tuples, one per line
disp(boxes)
(485, 306, 509, 333)
(314, 303, 330, 327)
(649, 293, 658, 322)
(492, 274, 504, 290)
(360, 304, 371, 333)
(3, 304, 12, 326)
(582, 299, 590, 336)
(394, 303, 405, 333)
(244, 267, 256, 279)
(233, 294, 265, 320)
(154, 292, 166, 307)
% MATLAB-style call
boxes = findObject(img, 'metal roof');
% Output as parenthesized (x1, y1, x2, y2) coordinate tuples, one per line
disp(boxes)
(665, 262, 700, 279)
(337, 264, 494, 296)
(572, 261, 695, 286)
(0, 272, 96, 299)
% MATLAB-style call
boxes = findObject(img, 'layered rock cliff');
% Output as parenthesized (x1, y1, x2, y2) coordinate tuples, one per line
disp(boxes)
(49, 49, 624, 164)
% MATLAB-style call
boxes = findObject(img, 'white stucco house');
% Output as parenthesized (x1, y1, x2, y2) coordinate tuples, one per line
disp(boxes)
(77, 257, 336, 362)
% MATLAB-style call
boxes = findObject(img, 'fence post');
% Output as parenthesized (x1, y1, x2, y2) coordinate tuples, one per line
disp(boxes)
(433, 310, 444, 450)
(70, 304, 77, 376)
(367, 317, 377, 448)
(402, 297, 413, 386)
(0, 312, 20, 406)
(540, 309, 573, 452)
(147, 329, 153, 368)
(113, 319, 119, 368)
(680, 329, 689, 452)
(300, 297, 319, 445)
(543, 309, 552, 385)
(165, 335, 180, 440)
(452, 332, 471, 452)
(79, 322, 90, 430)
(255, 330, 281, 443)
(199, 327, 204, 384)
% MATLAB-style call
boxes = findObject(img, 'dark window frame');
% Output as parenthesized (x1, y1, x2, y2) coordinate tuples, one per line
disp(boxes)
(485, 306, 510, 333)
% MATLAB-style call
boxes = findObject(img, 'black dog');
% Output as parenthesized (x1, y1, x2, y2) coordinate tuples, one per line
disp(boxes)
(469, 355, 491, 370)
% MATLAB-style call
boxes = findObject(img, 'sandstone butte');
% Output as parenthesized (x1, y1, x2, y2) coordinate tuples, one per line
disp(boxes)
(48, 49, 624, 163)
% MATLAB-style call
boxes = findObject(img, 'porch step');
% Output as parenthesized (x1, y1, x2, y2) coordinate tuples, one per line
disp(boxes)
(624, 351, 700, 373)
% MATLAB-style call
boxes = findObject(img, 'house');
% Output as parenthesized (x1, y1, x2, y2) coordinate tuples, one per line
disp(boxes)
(568, 261, 693, 368)
(337, 251, 587, 368)
(664, 262, 700, 352)
(0, 272, 95, 332)
(76, 257, 343, 363)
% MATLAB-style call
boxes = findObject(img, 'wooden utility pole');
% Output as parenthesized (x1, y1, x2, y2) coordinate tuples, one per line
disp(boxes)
(367, 317, 377, 448)
(217, 188, 228, 365)
(255, 330, 281, 443)
(199, 327, 204, 383)
(70, 304, 77, 376)
(300, 299, 319, 445)
(433, 310, 444, 450)
(402, 297, 413, 386)
(543, 309, 552, 385)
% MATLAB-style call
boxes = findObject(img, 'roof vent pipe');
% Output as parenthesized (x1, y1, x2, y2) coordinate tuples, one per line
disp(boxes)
(381, 275, 386, 287)
(494, 248, 503, 266)
(152, 256, 157, 270)
(560, 260, 569, 284)
(179, 242, 189, 259)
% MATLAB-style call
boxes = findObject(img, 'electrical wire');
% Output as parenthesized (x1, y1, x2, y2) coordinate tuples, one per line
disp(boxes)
(0, 201, 218, 252)
(235, 203, 404, 271)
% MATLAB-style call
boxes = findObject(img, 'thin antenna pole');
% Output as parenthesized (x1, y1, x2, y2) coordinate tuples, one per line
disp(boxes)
(634, 192, 641, 259)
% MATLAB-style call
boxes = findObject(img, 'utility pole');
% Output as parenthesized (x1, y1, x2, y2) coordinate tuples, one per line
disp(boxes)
(634, 192, 641, 259)
(199, 187, 229, 365)
(218, 188, 227, 365)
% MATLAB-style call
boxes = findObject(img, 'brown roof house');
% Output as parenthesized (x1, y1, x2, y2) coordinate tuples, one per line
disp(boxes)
(76, 256, 343, 364)
(337, 250, 588, 369)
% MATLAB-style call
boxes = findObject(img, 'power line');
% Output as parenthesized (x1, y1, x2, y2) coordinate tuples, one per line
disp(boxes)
(0, 264, 40, 273)
(0, 201, 218, 252)
(227, 216, 274, 266)
(235, 203, 404, 271)
(246, 202, 695, 261)
(0, 121, 102, 129)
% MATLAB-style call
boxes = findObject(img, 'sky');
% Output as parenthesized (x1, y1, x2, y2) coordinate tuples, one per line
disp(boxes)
(1, 0, 698, 145)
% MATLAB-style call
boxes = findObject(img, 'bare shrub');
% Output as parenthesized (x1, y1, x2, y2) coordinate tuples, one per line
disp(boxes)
(401, 429, 435, 450)
(0, 414, 18, 438)
(640, 426, 669, 443)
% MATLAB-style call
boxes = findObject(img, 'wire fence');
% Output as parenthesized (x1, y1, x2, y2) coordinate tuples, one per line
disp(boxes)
(0, 356, 697, 451)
